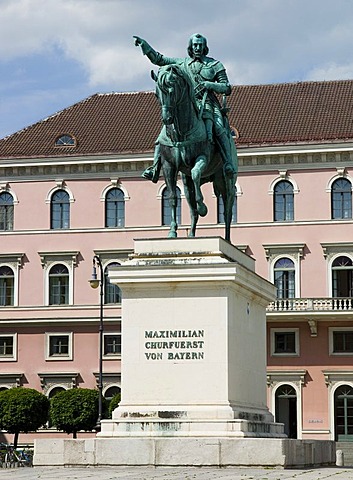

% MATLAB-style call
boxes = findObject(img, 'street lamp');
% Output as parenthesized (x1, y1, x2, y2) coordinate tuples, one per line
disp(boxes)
(89, 255, 104, 430)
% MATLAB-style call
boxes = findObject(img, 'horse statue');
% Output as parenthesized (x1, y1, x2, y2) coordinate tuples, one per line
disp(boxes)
(151, 63, 237, 241)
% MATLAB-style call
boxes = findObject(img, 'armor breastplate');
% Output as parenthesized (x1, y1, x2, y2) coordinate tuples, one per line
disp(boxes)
(186, 58, 225, 85)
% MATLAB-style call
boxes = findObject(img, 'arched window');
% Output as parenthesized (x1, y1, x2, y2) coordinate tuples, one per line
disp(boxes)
(274, 181, 294, 221)
(47, 386, 66, 427)
(0, 192, 14, 231)
(334, 385, 353, 441)
(332, 256, 353, 298)
(162, 187, 181, 226)
(104, 386, 121, 403)
(55, 134, 75, 147)
(105, 188, 125, 228)
(274, 258, 295, 299)
(332, 178, 352, 219)
(48, 386, 66, 399)
(217, 191, 237, 224)
(0, 266, 14, 306)
(104, 385, 121, 414)
(104, 263, 122, 304)
(49, 264, 69, 305)
(51, 190, 70, 229)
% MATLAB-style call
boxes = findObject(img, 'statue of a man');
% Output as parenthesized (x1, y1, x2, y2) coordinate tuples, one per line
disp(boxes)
(134, 33, 236, 182)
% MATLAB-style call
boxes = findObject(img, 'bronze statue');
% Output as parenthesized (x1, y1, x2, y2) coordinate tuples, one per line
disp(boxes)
(134, 34, 236, 181)
(134, 34, 237, 241)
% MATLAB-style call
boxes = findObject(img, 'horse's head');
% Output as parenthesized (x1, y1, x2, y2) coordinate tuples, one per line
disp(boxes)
(153, 65, 189, 126)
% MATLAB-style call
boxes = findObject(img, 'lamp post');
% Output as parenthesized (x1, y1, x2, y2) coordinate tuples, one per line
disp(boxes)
(89, 255, 104, 430)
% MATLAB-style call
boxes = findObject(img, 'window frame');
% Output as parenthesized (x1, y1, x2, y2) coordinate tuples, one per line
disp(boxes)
(45, 332, 73, 361)
(54, 134, 76, 147)
(48, 263, 70, 306)
(0, 265, 15, 307)
(103, 332, 122, 359)
(329, 327, 353, 356)
(50, 189, 70, 230)
(266, 249, 302, 299)
(0, 333, 17, 361)
(270, 328, 300, 357)
(105, 187, 125, 228)
(331, 255, 353, 298)
(41, 256, 76, 307)
(0, 257, 22, 307)
(273, 180, 294, 222)
(0, 191, 14, 231)
(273, 257, 296, 299)
(331, 178, 352, 220)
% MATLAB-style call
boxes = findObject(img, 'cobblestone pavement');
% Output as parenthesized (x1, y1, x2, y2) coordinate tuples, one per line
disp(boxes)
(0, 467, 352, 480)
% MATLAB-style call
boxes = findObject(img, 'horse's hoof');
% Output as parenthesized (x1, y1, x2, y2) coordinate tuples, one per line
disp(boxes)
(168, 231, 177, 238)
(197, 203, 208, 217)
(188, 232, 195, 238)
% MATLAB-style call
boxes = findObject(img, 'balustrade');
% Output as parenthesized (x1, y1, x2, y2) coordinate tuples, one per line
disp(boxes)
(267, 297, 353, 312)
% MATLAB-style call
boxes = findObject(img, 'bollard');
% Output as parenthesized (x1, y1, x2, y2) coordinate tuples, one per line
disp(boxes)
(336, 449, 344, 467)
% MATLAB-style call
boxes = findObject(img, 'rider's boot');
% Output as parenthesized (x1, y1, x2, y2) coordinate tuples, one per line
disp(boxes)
(205, 119, 214, 144)
(141, 144, 161, 183)
(217, 132, 236, 177)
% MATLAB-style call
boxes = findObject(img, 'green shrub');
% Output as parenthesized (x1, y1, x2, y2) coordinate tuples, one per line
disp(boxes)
(108, 392, 121, 417)
(50, 388, 99, 438)
(0, 388, 49, 448)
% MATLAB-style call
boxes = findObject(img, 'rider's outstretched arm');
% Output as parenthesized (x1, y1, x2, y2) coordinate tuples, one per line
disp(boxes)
(133, 36, 180, 67)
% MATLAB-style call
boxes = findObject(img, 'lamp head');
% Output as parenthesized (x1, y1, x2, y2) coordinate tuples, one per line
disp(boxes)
(89, 263, 100, 289)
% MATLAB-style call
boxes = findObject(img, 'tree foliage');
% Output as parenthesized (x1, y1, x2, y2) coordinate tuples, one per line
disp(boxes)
(108, 392, 121, 417)
(50, 388, 99, 438)
(0, 388, 49, 448)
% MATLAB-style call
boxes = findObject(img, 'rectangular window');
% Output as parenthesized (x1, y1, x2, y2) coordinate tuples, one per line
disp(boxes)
(271, 328, 299, 356)
(0, 334, 16, 361)
(46, 333, 73, 360)
(103, 333, 121, 357)
(330, 328, 353, 355)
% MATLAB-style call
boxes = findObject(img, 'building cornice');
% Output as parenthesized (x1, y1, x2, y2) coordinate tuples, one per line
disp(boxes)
(0, 143, 353, 181)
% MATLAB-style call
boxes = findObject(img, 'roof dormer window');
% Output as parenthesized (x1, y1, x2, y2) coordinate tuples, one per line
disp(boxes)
(55, 135, 76, 147)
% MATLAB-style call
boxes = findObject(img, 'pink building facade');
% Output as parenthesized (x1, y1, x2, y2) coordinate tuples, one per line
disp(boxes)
(0, 80, 353, 444)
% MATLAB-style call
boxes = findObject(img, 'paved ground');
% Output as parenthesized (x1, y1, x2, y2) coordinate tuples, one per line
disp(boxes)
(0, 466, 352, 480)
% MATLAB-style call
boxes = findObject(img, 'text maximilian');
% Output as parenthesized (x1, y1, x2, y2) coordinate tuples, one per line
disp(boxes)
(145, 329, 204, 339)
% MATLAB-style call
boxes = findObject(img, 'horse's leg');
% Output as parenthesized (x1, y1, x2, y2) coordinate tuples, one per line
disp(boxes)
(191, 154, 208, 217)
(181, 173, 198, 237)
(214, 170, 235, 242)
(162, 159, 179, 238)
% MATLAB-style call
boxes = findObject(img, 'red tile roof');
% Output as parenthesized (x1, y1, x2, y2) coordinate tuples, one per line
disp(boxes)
(1, 79, 353, 159)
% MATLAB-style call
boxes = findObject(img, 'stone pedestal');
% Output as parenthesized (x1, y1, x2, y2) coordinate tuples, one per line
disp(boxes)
(100, 237, 282, 438)
(34, 237, 336, 467)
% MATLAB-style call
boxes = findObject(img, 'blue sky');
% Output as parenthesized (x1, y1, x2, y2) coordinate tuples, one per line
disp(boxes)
(1, 0, 353, 138)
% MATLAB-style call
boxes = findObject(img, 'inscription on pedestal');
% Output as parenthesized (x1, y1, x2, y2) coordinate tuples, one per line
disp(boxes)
(144, 329, 205, 361)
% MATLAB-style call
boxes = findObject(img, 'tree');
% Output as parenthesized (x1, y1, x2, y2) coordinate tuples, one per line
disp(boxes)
(108, 392, 121, 418)
(50, 388, 99, 438)
(0, 388, 49, 448)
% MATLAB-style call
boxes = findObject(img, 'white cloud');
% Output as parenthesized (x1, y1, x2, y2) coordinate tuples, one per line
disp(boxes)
(307, 62, 353, 82)
(3, 0, 353, 88)
(3, 0, 353, 136)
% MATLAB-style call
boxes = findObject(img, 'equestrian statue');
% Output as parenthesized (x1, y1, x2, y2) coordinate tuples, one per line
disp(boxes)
(134, 33, 237, 241)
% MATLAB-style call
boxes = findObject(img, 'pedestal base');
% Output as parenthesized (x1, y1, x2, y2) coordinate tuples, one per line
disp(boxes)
(34, 437, 336, 468)
(100, 403, 284, 438)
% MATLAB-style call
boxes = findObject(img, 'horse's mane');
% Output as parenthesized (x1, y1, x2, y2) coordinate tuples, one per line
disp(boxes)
(157, 64, 199, 116)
